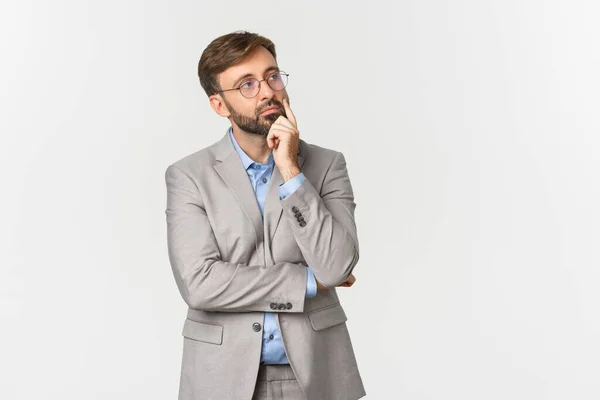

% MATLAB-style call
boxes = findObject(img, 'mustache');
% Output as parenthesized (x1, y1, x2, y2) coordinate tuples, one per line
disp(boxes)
(256, 100, 285, 116)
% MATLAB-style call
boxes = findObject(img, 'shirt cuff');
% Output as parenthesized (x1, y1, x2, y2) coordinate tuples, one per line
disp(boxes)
(279, 172, 305, 200)
(306, 267, 317, 298)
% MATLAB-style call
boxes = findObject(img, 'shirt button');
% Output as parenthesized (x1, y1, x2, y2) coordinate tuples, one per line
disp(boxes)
(255, 165, 261, 169)
(269, 334, 274, 340)
(262, 177, 268, 183)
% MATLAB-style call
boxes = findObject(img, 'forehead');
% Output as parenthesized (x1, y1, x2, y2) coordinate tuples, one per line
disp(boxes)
(219, 46, 278, 86)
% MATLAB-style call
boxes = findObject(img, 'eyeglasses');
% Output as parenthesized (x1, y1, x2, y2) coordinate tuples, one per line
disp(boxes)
(218, 70, 289, 99)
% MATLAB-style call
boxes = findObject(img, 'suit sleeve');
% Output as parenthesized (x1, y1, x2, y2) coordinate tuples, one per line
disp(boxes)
(165, 164, 308, 313)
(280, 152, 360, 287)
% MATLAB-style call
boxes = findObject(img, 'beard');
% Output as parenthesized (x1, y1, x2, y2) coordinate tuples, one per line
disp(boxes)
(224, 98, 287, 137)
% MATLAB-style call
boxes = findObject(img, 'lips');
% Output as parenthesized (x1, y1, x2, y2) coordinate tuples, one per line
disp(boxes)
(260, 106, 280, 116)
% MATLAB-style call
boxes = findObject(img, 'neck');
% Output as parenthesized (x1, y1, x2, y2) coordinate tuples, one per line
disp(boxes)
(231, 125, 272, 164)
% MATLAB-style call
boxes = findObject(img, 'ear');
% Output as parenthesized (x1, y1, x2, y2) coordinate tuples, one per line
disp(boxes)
(209, 94, 231, 117)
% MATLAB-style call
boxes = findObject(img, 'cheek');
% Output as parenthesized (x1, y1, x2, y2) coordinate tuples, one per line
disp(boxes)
(245, 104, 260, 118)
(229, 99, 256, 117)
(277, 91, 289, 103)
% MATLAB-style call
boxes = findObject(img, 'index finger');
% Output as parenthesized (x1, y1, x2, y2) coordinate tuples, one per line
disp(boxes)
(282, 98, 297, 129)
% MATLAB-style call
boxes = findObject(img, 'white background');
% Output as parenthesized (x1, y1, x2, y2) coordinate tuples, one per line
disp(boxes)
(1, 1, 599, 399)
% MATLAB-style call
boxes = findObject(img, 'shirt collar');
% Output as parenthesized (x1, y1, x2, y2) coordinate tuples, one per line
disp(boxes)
(228, 127, 274, 170)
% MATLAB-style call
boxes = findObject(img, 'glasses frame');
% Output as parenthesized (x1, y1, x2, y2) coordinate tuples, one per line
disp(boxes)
(217, 70, 290, 99)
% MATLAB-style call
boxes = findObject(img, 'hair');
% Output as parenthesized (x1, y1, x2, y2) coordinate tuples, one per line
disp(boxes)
(197, 30, 277, 97)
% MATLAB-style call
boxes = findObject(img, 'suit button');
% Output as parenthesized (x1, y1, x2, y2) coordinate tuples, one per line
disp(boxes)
(299, 220, 307, 227)
(252, 322, 262, 332)
(294, 211, 302, 218)
(277, 303, 286, 310)
(286, 303, 293, 310)
(270, 302, 278, 310)
(297, 216, 305, 222)
(292, 206, 299, 213)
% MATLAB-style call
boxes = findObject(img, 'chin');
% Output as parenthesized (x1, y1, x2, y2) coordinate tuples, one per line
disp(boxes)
(261, 112, 281, 122)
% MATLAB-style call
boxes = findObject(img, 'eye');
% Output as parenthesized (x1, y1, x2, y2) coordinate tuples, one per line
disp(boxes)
(239, 80, 254, 89)
(268, 72, 282, 81)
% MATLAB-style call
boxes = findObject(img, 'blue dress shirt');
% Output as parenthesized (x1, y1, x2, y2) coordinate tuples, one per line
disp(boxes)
(229, 127, 317, 365)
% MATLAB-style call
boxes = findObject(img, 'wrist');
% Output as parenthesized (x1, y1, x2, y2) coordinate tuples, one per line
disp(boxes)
(280, 165, 301, 182)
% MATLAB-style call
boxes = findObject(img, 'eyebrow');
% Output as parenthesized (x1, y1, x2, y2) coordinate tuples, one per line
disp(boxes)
(232, 66, 280, 88)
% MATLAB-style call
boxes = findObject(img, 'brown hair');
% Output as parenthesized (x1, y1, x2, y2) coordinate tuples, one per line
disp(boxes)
(197, 30, 277, 97)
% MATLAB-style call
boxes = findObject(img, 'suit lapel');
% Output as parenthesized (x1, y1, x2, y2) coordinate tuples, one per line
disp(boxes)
(213, 132, 263, 248)
(211, 130, 308, 257)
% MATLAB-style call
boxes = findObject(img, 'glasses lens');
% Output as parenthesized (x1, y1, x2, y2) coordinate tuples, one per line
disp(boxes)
(240, 79, 260, 98)
(267, 72, 287, 91)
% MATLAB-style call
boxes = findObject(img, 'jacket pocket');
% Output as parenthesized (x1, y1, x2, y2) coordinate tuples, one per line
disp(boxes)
(182, 318, 223, 345)
(307, 302, 348, 331)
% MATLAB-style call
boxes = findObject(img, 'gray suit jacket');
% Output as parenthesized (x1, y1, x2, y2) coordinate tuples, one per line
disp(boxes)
(165, 130, 366, 400)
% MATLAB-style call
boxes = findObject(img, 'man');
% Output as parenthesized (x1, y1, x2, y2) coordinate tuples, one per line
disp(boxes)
(165, 30, 366, 400)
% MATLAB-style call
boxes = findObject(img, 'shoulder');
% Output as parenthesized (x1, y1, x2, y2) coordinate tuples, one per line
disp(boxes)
(299, 138, 343, 168)
(165, 135, 225, 176)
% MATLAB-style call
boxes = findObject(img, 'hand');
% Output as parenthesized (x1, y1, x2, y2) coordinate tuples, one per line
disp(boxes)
(338, 273, 356, 287)
(266, 98, 301, 181)
(316, 274, 356, 290)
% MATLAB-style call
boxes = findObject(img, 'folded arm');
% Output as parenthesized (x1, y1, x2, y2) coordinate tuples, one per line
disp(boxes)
(279, 152, 360, 288)
(165, 164, 313, 313)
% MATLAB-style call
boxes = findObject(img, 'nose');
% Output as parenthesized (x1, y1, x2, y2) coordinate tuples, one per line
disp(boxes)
(257, 79, 274, 102)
